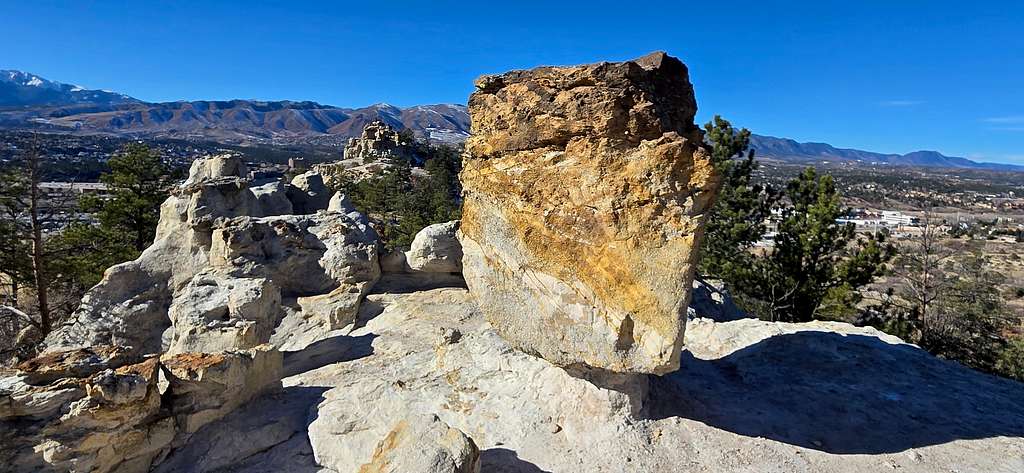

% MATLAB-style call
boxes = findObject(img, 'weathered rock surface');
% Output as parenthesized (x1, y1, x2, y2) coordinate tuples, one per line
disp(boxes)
(166, 273, 281, 354)
(328, 191, 355, 213)
(288, 170, 332, 214)
(44, 154, 380, 357)
(1, 352, 171, 473)
(459, 52, 721, 374)
(1, 344, 283, 472)
(139, 282, 1018, 473)
(358, 414, 481, 473)
(183, 154, 250, 187)
(250, 179, 294, 216)
(405, 220, 463, 273)
(161, 345, 283, 434)
(208, 213, 380, 297)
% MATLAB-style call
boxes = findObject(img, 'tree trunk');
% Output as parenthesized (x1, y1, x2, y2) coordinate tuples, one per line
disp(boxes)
(27, 152, 51, 337)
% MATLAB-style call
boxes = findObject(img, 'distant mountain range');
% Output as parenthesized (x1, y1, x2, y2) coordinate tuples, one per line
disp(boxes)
(0, 69, 1018, 171)
(0, 70, 469, 145)
(749, 135, 1024, 171)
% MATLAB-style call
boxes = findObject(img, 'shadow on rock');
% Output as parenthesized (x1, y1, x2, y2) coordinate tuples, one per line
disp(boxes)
(370, 273, 467, 294)
(282, 333, 376, 377)
(156, 385, 330, 473)
(480, 448, 552, 473)
(648, 331, 1024, 454)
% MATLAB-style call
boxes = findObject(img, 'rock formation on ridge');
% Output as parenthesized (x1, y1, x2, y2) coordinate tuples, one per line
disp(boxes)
(459, 51, 721, 374)
(0, 344, 281, 472)
(43, 154, 380, 356)
(343, 120, 416, 163)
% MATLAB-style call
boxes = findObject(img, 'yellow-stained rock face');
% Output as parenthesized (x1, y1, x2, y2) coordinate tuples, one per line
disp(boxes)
(459, 52, 720, 374)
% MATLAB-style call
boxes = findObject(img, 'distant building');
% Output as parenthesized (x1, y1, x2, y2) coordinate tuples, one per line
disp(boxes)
(881, 211, 920, 227)
(38, 181, 109, 196)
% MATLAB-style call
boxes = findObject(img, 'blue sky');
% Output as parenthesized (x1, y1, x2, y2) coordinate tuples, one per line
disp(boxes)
(2, 1, 1022, 163)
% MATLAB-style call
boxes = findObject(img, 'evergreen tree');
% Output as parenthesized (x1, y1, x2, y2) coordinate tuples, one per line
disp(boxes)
(743, 167, 894, 322)
(996, 336, 1024, 381)
(0, 145, 67, 346)
(342, 142, 462, 250)
(698, 116, 777, 282)
(81, 143, 169, 252)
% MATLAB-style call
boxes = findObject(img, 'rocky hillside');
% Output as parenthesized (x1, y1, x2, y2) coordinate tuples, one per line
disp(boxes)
(2, 54, 1022, 473)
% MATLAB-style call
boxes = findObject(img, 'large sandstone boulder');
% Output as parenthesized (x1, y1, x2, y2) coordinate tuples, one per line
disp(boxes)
(183, 154, 249, 187)
(405, 221, 463, 273)
(358, 415, 481, 473)
(249, 180, 294, 216)
(288, 170, 332, 214)
(459, 52, 721, 374)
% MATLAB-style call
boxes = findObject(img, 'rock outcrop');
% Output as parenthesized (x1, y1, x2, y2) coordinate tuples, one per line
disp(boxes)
(202, 284, 1019, 473)
(288, 170, 332, 214)
(249, 180, 294, 216)
(6, 54, 1023, 473)
(161, 345, 282, 434)
(343, 120, 416, 163)
(358, 415, 481, 473)
(44, 154, 380, 357)
(1, 345, 281, 472)
(459, 52, 720, 374)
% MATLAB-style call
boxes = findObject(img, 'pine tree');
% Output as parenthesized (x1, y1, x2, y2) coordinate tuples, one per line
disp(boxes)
(743, 167, 894, 322)
(698, 116, 777, 282)
(80, 143, 169, 252)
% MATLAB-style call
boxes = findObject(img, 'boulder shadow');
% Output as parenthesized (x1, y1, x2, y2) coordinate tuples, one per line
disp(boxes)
(282, 333, 377, 377)
(480, 448, 553, 473)
(647, 331, 1024, 454)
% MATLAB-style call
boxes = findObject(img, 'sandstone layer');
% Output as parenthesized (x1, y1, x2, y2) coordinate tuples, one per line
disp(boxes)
(459, 51, 720, 374)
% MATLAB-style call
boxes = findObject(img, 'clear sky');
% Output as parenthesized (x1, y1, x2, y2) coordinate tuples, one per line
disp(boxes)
(3, 1, 1022, 163)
